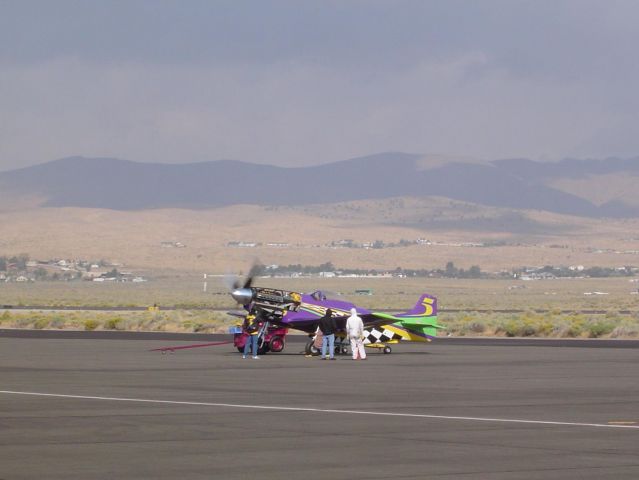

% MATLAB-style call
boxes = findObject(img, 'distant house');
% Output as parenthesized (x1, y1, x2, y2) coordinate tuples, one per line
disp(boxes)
(161, 241, 186, 248)
(227, 241, 260, 248)
(15, 275, 29, 282)
(332, 239, 355, 248)
(84, 270, 108, 279)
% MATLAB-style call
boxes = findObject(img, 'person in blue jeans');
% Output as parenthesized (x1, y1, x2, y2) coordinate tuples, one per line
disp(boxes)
(318, 308, 336, 360)
(242, 313, 260, 359)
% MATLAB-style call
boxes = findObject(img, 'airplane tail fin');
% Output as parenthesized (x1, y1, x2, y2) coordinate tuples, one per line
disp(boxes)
(399, 294, 437, 318)
(372, 294, 443, 340)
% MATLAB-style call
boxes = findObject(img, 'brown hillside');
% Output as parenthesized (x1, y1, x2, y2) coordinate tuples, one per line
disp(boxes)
(547, 172, 639, 208)
(2, 197, 639, 274)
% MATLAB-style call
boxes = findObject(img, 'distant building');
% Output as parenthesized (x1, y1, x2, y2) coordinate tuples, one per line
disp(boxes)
(227, 241, 260, 247)
(161, 241, 186, 248)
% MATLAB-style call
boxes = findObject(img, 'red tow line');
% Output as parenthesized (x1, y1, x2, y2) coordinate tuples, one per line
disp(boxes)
(150, 340, 233, 353)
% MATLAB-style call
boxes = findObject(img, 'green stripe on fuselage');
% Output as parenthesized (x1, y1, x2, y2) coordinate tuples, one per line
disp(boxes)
(373, 312, 444, 338)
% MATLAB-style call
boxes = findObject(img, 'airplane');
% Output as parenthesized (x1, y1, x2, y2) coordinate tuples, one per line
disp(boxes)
(227, 273, 443, 356)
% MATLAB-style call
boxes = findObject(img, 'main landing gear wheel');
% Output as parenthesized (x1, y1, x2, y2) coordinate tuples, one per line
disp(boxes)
(335, 345, 349, 356)
(269, 336, 285, 353)
(305, 339, 320, 356)
(383, 346, 392, 354)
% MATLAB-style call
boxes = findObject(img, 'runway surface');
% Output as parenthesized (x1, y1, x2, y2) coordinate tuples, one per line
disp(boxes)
(1, 334, 638, 479)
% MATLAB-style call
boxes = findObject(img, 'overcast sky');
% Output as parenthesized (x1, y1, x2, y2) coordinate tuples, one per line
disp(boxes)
(1, 0, 639, 171)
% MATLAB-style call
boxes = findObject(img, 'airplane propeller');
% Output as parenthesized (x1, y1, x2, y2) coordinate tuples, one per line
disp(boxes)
(223, 261, 264, 306)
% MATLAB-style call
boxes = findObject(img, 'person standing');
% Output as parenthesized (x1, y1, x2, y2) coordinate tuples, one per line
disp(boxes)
(318, 308, 336, 360)
(346, 307, 366, 360)
(242, 313, 260, 359)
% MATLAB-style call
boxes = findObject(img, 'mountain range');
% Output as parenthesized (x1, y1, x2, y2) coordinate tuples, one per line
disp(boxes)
(1, 153, 638, 217)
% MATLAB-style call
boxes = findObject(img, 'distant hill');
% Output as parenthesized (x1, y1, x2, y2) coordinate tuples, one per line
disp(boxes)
(1, 153, 638, 217)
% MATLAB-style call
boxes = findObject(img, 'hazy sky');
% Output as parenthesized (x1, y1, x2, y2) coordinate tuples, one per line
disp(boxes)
(1, 0, 639, 171)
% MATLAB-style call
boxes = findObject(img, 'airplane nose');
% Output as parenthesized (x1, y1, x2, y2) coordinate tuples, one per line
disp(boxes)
(231, 288, 253, 305)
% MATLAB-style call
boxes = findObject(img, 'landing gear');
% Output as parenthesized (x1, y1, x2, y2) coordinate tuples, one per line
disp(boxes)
(305, 339, 320, 356)
(335, 344, 350, 356)
(268, 335, 285, 353)
(383, 346, 392, 354)
(306, 337, 351, 356)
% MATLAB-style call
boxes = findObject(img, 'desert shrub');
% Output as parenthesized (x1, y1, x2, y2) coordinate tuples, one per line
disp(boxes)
(83, 319, 99, 331)
(0, 310, 11, 323)
(49, 315, 66, 329)
(535, 319, 555, 336)
(452, 313, 481, 336)
(34, 317, 49, 329)
(498, 318, 522, 337)
(468, 321, 486, 333)
(610, 325, 639, 338)
(104, 317, 124, 330)
(152, 319, 170, 331)
(587, 321, 614, 338)
(180, 320, 195, 331)
(566, 315, 585, 337)
(14, 315, 33, 328)
(492, 312, 554, 337)
(181, 320, 207, 332)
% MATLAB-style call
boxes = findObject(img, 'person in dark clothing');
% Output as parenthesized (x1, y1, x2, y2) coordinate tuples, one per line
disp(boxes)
(318, 308, 336, 360)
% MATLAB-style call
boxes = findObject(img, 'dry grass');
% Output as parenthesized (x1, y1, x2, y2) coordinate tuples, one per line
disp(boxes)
(0, 309, 235, 333)
(1, 276, 638, 338)
(1, 276, 637, 311)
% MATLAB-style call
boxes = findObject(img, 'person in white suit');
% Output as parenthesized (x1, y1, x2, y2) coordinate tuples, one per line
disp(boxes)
(345, 307, 366, 360)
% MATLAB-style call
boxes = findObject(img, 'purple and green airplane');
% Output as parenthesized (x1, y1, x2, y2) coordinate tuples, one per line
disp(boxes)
(230, 283, 443, 355)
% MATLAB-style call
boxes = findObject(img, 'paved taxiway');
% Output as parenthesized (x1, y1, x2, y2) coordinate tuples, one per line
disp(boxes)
(1, 333, 638, 479)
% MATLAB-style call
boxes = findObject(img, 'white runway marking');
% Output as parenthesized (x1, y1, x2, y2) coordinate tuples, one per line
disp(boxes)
(2, 390, 638, 430)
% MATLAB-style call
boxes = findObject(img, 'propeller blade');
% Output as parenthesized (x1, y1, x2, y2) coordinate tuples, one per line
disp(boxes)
(243, 261, 264, 288)
(222, 273, 241, 292)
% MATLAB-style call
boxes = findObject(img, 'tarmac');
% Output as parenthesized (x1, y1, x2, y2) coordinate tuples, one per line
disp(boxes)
(1, 332, 638, 479)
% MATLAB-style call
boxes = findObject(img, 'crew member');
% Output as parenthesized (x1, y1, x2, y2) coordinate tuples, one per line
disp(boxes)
(346, 307, 366, 360)
(242, 313, 260, 359)
(318, 308, 337, 360)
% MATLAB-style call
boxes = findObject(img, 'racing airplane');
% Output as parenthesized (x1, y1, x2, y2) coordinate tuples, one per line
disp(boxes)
(228, 276, 443, 355)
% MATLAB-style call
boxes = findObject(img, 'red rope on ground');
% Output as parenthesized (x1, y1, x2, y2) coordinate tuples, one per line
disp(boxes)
(150, 340, 233, 352)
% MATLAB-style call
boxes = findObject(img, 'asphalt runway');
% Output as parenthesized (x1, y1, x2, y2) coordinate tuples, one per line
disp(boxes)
(1, 334, 638, 479)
